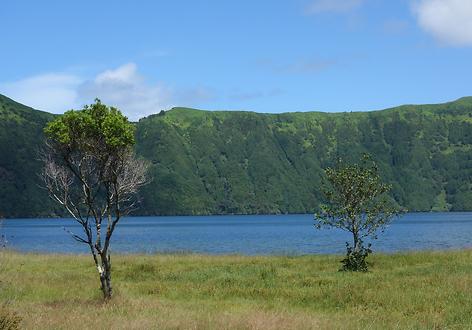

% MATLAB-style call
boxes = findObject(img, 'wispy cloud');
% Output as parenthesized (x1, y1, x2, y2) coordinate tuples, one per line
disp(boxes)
(257, 58, 337, 75)
(77, 63, 174, 120)
(305, 0, 365, 14)
(0, 73, 82, 113)
(173, 87, 214, 105)
(227, 88, 284, 102)
(0, 63, 213, 120)
(413, 0, 472, 46)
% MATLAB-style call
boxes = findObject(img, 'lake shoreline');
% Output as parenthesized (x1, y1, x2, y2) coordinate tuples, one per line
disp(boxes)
(3, 210, 471, 220)
(4, 246, 472, 257)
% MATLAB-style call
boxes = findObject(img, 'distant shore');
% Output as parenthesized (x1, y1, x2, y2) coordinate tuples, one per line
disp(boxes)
(3, 210, 472, 220)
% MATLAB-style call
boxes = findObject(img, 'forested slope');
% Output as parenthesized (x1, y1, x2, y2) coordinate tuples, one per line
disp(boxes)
(1, 94, 471, 217)
(136, 98, 472, 215)
(0, 95, 60, 217)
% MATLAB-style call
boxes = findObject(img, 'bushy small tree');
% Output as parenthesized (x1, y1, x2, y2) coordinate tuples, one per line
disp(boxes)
(315, 154, 399, 271)
(41, 100, 149, 299)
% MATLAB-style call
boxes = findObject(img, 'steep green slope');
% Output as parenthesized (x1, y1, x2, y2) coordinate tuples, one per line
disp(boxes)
(0, 95, 61, 217)
(135, 100, 472, 215)
(0, 94, 471, 217)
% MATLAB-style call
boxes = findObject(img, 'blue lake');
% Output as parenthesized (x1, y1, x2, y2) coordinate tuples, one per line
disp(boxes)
(2, 212, 472, 255)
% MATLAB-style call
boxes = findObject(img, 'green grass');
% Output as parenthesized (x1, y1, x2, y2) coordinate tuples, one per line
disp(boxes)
(2, 250, 472, 329)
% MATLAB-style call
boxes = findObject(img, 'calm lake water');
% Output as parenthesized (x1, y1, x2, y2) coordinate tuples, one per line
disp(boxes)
(2, 213, 472, 255)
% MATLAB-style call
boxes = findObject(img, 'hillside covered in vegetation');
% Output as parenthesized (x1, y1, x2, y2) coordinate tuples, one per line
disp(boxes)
(0, 95, 61, 217)
(0, 94, 471, 217)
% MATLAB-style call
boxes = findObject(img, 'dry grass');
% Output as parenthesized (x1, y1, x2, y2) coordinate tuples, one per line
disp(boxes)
(2, 250, 472, 329)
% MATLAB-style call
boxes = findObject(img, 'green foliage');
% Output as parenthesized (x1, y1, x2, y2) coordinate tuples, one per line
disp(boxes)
(44, 99, 135, 150)
(135, 100, 472, 216)
(317, 155, 397, 235)
(0, 94, 62, 218)
(316, 155, 399, 271)
(43, 100, 146, 300)
(1, 94, 472, 217)
(340, 241, 372, 272)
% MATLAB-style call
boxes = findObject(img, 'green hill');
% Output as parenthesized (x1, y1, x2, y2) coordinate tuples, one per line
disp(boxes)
(0, 95, 61, 217)
(1, 94, 471, 217)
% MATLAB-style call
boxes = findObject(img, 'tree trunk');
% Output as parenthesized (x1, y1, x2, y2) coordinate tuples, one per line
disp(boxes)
(98, 253, 112, 299)
(353, 230, 360, 253)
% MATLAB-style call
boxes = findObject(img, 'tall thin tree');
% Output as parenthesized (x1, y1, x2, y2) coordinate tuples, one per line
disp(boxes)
(41, 100, 149, 299)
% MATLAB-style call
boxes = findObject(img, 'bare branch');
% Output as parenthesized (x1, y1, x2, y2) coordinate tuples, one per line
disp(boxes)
(62, 227, 89, 245)
(41, 101, 150, 299)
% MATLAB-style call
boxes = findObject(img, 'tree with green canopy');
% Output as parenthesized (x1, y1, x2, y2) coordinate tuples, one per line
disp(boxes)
(41, 100, 149, 299)
(315, 154, 399, 271)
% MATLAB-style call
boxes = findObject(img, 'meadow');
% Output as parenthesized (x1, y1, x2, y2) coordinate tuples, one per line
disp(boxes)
(2, 250, 472, 329)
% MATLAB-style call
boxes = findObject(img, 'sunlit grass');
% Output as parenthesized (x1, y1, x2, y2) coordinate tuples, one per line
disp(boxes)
(2, 250, 472, 329)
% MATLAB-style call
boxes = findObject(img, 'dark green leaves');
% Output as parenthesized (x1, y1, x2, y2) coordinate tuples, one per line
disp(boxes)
(44, 99, 135, 151)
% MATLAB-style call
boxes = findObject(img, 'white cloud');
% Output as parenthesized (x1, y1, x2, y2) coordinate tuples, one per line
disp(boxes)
(306, 0, 365, 14)
(0, 63, 212, 120)
(0, 73, 82, 113)
(77, 63, 173, 120)
(413, 0, 472, 46)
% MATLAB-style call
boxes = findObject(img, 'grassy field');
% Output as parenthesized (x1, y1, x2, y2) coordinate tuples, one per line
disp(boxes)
(2, 250, 472, 329)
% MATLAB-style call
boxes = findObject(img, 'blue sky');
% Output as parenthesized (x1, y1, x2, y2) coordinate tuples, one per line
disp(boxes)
(1, 0, 472, 119)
